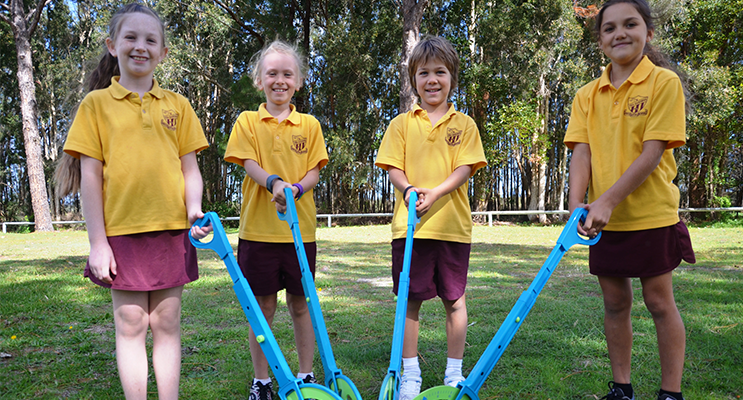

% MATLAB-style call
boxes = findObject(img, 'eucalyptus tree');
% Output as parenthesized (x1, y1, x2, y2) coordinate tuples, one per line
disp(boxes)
(1, 0, 53, 230)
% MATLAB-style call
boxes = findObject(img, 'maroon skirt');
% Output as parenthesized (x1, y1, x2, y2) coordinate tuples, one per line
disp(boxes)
(85, 229, 198, 291)
(589, 221, 695, 278)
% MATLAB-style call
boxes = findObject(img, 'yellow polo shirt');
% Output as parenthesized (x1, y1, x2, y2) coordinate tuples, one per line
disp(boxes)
(564, 56, 686, 231)
(375, 104, 487, 243)
(225, 104, 328, 243)
(64, 77, 208, 236)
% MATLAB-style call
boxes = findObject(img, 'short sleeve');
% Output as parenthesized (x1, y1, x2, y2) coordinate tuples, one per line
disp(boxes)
(306, 116, 329, 171)
(644, 74, 686, 149)
(375, 114, 407, 171)
(177, 98, 208, 156)
(564, 88, 589, 150)
(454, 117, 487, 176)
(63, 98, 104, 161)
(224, 112, 258, 166)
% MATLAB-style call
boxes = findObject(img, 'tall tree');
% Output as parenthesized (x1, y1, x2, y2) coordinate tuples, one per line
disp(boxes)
(399, 0, 428, 113)
(1, 0, 53, 231)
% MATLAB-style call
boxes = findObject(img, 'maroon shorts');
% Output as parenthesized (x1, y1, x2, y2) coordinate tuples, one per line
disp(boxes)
(589, 221, 696, 278)
(85, 229, 199, 291)
(237, 240, 316, 296)
(391, 239, 470, 301)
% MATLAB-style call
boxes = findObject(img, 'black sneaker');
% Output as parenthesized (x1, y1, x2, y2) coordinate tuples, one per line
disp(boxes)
(658, 394, 683, 400)
(250, 380, 274, 400)
(600, 381, 635, 400)
(302, 374, 318, 385)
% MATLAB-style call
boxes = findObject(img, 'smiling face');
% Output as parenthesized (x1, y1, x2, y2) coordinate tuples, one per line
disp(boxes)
(415, 58, 452, 113)
(598, 2, 654, 71)
(257, 51, 300, 112)
(106, 12, 168, 83)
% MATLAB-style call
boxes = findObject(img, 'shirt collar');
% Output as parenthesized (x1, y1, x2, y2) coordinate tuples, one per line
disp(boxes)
(412, 103, 457, 122)
(108, 76, 165, 99)
(258, 103, 300, 124)
(599, 56, 655, 89)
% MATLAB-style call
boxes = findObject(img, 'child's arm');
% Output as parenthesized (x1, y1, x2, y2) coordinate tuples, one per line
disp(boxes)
(578, 140, 667, 237)
(80, 155, 116, 284)
(389, 165, 473, 217)
(568, 143, 593, 236)
(181, 151, 211, 239)
(243, 159, 318, 213)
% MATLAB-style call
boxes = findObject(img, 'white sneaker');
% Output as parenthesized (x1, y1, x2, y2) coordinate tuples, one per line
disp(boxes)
(399, 375, 422, 400)
(443, 374, 465, 387)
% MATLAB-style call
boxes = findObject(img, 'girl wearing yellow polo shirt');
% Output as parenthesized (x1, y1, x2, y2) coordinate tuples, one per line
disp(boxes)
(224, 40, 328, 400)
(59, 4, 209, 398)
(565, 1, 694, 400)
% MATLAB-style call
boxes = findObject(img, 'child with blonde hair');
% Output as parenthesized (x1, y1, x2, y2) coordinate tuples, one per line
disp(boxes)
(224, 40, 328, 400)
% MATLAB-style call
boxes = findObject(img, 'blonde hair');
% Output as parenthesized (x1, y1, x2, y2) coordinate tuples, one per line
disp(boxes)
(249, 40, 307, 90)
(408, 36, 460, 97)
(55, 3, 166, 196)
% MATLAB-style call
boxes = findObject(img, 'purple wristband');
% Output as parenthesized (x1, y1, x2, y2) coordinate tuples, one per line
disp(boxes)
(292, 183, 304, 200)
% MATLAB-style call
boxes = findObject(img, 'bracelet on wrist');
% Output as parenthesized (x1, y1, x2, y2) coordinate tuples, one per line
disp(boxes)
(292, 183, 305, 200)
(402, 185, 415, 200)
(266, 174, 283, 194)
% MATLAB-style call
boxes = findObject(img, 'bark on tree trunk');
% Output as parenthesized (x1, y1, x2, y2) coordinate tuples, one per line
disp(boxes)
(399, 0, 428, 114)
(6, 0, 54, 231)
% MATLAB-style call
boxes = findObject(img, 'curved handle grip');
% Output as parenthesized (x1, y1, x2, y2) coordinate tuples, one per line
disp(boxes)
(557, 208, 601, 251)
(189, 212, 232, 259)
(276, 187, 298, 225)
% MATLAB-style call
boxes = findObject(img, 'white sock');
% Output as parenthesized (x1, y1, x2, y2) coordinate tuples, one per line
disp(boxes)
(254, 377, 272, 385)
(445, 357, 463, 374)
(402, 356, 421, 377)
(297, 372, 314, 379)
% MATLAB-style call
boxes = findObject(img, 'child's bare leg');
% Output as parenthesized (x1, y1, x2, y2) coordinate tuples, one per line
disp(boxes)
(249, 293, 278, 379)
(442, 295, 467, 359)
(112, 289, 150, 400)
(598, 276, 634, 385)
(403, 300, 423, 358)
(149, 286, 184, 400)
(286, 292, 315, 374)
(640, 272, 685, 392)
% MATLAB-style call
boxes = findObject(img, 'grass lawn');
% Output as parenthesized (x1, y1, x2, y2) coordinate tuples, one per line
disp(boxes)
(1, 223, 741, 399)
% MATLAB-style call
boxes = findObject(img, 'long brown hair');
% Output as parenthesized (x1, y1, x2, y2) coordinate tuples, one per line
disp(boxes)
(55, 4, 165, 196)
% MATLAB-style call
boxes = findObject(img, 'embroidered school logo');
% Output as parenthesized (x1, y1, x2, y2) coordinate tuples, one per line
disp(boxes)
(291, 135, 308, 154)
(624, 96, 649, 117)
(445, 128, 462, 147)
(161, 109, 179, 131)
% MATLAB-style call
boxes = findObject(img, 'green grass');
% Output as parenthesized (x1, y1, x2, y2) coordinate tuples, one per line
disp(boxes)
(1, 224, 741, 399)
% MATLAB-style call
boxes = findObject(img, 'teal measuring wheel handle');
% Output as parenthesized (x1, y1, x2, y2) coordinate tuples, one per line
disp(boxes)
(190, 212, 343, 400)
(415, 208, 600, 400)
(378, 191, 421, 400)
(277, 188, 363, 400)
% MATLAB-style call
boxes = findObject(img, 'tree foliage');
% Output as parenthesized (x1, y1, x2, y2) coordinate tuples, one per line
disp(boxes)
(1, 0, 741, 228)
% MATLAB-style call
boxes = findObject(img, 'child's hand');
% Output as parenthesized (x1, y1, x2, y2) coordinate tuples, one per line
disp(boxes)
(89, 241, 117, 284)
(187, 210, 213, 240)
(271, 180, 296, 213)
(414, 187, 441, 217)
(581, 200, 612, 238)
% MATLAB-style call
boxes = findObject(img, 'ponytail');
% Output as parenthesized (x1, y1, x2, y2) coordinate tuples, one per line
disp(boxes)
(55, 50, 119, 196)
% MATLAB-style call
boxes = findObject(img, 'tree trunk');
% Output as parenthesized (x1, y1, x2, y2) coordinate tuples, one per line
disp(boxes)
(5, 0, 54, 231)
(528, 75, 549, 223)
(399, 0, 428, 114)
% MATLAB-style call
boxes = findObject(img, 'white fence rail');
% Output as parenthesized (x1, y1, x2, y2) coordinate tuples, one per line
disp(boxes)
(3, 207, 742, 233)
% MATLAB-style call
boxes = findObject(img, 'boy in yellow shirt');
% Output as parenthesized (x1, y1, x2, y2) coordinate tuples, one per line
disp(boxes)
(375, 35, 487, 400)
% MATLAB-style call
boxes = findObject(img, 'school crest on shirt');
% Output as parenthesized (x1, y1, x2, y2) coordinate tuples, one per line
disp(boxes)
(624, 96, 649, 117)
(291, 135, 308, 154)
(161, 109, 179, 131)
(445, 128, 463, 147)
